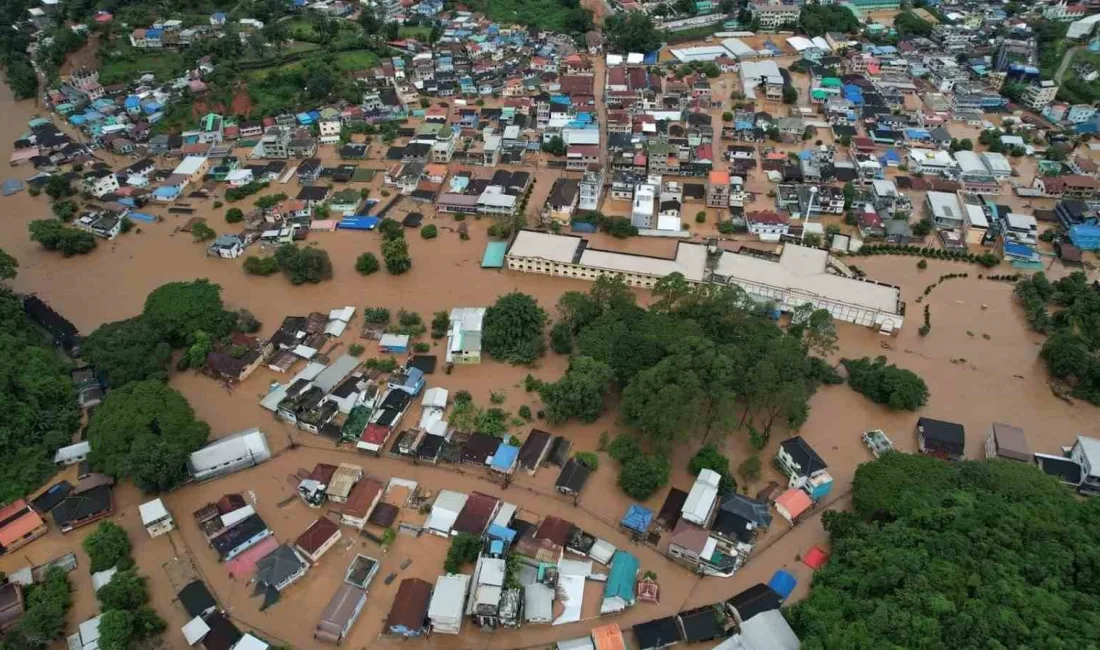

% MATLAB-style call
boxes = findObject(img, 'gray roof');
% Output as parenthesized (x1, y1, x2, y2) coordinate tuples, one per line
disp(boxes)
(719, 493, 772, 528)
(253, 544, 306, 589)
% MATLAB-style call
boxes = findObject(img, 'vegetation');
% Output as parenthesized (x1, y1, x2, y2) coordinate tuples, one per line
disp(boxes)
(618, 451, 671, 501)
(782, 86, 798, 104)
(83, 522, 133, 573)
(798, 4, 860, 36)
(539, 356, 614, 424)
(738, 455, 762, 482)
(420, 224, 438, 239)
(355, 252, 380, 275)
(549, 320, 574, 354)
(225, 208, 244, 224)
(0, 289, 81, 504)
(444, 532, 482, 573)
(688, 443, 735, 495)
(893, 10, 934, 38)
(604, 11, 662, 53)
(382, 237, 412, 274)
(431, 311, 450, 339)
(144, 280, 236, 347)
(789, 452, 1100, 648)
(87, 380, 211, 493)
(273, 244, 333, 284)
(0, 247, 16, 281)
(363, 307, 391, 324)
(0, 567, 72, 649)
(96, 569, 148, 615)
(29, 220, 97, 256)
(840, 356, 930, 411)
(1017, 272, 1100, 404)
(466, 0, 591, 34)
(542, 135, 566, 157)
(84, 317, 172, 387)
(224, 181, 268, 203)
(483, 292, 547, 364)
(243, 255, 280, 276)
(191, 221, 216, 242)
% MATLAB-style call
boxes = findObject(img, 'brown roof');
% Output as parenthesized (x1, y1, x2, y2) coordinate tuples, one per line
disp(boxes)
(385, 578, 433, 632)
(344, 478, 383, 519)
(535, 515, 573, 546)
(452, 491, 500, 535)
(669, 519, 709, 554)
(990, 423, 1031, 462)
(517, 429, 552, 470)
(216, 494, 246, 514)
(295, 517, 340, 555)
(310, 463, 338, 484)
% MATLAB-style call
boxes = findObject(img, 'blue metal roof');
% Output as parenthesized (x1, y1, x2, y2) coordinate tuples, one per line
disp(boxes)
(620, 504, 653, 534)
(487, 524, 516, 543)
(769, 569, 797, 600)
(491, 443, 519, 471)
(339, 216, 380, 230)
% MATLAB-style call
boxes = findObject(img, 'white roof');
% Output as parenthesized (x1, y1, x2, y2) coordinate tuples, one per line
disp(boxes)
(478, 188, 517, 208)
(589, 539, 617, 565)
(786, 36, 814, 52)
(871, 179, 898, 197)
(379, 333, 410, 347)
(449, 307, 485, 332)
(909, 148, 957, 168)
(1005, 212, 1036, 229)
(965, 204, 989, 229)
(980, 151, 1012, 174)
(220, 505, 255, 528)
(626, 52, 644, 64)
(181, 616, 210, 646)
(429, 574, 471, 621)
(953, 150, 986, 174)
(329, 306, 355, 322)
(189, 428, 270, 474)
(1077, 436, 1100, 473)
(478, 557, 506, 586)
(557, 558, 592, 577)
(422, 387, 448, 409)
(606, 54, 623, 66)
(426, 490, 468, 533)
(811, 36, 831, 51)
(926, 191, 962, 220)
(507, 230, 583, 263)
(492, 502, 517, 528)
(91, 567, 118, 592)
(53, 440, 90, 463)
(292, 344, 317, 359)
(314, 355, 359, 393)
(740, 60, 782, 99)
(682, 469, 721, 525)
(323, 320, 347, 337)
(671, 45, 731, 62)
(138, 499, 169, 525)
(260, 385, 287, 412)
(525, 583, 555, 623)
(724, 609, 801, 650)
(234, 634, 269, 650)
(722, 38, 755, 58)
(563, 128, 600, 146)
(553, 574, 585, 625)
(226, 169, 252, 182)
(173, 155, 207, 177)
(79, 615, 103, 647)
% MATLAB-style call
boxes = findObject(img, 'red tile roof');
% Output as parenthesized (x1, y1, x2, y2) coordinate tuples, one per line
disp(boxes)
(295, 517, 340, 555)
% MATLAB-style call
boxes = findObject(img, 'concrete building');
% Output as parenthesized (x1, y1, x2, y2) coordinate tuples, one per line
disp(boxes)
(579, 169, 603, 211)
(1022, 81, 1059, 110)
(925, 191, 965, 230)
(138, 499, 174, 537)
(505, 231, 904, 331)
(750, 3, 800, 30)
(706, 170, 730, 208)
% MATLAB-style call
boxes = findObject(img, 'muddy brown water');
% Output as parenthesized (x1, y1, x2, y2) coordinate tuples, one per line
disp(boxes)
(2, 76, 1099, 650)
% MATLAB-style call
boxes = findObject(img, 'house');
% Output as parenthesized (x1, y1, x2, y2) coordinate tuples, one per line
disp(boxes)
(601, 551, 639, 614)
(1034, 453, 1084, 488)
(177, 581, 217, 619)
(711, 493, 771, 546)
(342, 478, 383, 530)
(189, 428, 271, 481)
(452, 491, 501, 536)
(210, 234, 243, 259)
(379, 333, 410, 354)
(775, 436, 832, 500)
(295, 517, 342, 563)
(773, 488, 812, 524)
(53, 440, 91, 466)
(83, 169, 119, 197)
(489, 443, 520, 476)
(682, 469, 721, 527)
(0, 500, 47, 553)
(253, 544, 309, 592)
(386, 578, 433, 637)
(517, 429, 553, 475)
(984, 423, 1031, 462)
(666, 520, 730, 577)
(746, 211, 789, 242)
(593, 623, 628, 650)
(138, 498, 174, 537)
(425, 490, 468, 537)
(727, 583, 782, 625)
(1069, 435, 1100, 495)
(917, 417, 965, 461)
(428, 573, 471, 634)
(324, 462, 362, 503)
(315, 584, 367, 644)
(706, 170, 730, 208)
(52, 483, 113, 533)
(446, 307, 485, 364)
(212, 514, 272, 561)
(633, 616, 682, 650)
(925, 191, 965, 230)
(0, 583, 24, 634)
(555, 457, 591, 497)
(68, 615, 104, 650)
(725, 609, 801, 650)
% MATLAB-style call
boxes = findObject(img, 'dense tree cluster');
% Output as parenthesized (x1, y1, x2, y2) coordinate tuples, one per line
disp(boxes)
(840, 356, 929, 411)
(82, 522, 166, 649)
(798, 4, 860, 37)
(83, 521, 133, 573)
(482, 292, 548, 365)
(273, 243, 333, 284)
(893, 11, 934, 38)
(539, 356, 614, 424)
(444, 532, 482, 573)
(29, 219, 97, 256)
(87, 380, 210, 493)
(0, 247, 16, 281)
(1017, 271, 1100, 403)
(0, 567, 72, 650)
(0, 289, 81, 504)
(608, 434, 670, 501)
(604, 11, 663, 54)
(789, 452, 1100, 649)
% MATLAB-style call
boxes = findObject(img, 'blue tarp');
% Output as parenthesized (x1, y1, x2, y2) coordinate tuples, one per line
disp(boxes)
(1, 179, 24, 196)
(643, 51, 659, 65)
(487, 524, 516, 544)
(339, 216, 380, 230)
(491, 443, 520, 471)
(769, 569, 797, 600)
(129, 212, 157, 223)
(621, 504, 653, 534)
(124, 96, 141, 109)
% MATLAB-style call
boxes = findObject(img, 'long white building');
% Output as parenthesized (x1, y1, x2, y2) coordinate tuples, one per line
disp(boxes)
(505, 230, 904, 331)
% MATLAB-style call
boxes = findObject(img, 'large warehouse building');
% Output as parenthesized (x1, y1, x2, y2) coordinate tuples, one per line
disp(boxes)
(505, 230, 905, 331)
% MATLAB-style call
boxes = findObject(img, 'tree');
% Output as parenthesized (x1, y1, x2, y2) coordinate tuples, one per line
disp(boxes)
(143, 280, 235, 347)
(604, 10, 662, 53)
(618, 454, 669, 500)
(431, 310, 450, 339)
(378, 217, 404, 241)
(84, 317, 172, 387)
(652, 272, 692, 313)
(782, 85, 798, 104)
(557, 290, 603, 333)
(355, 252, 380, 275)
(273, 244, 333, 284)
(381, 237, 412, 274)
(688, 443, 736, 493)
(187, 331, 213, 369)
(444, 532, 481, 573)
(14, 567, 72, 646)
(789, 453, 1100, 649)
(191, 221, 216, 242)
(738, 455, 761, 482)
(841, 356, 929, 411)
(893, 10, 934, 38)
(51, 199, 77, 221)
(243, 256, 280, 276)
(0, 247, 17, 281)
(539, 356, 614, 423)
(29, 220, 96, 256)
(543, 135, 566, 156)
(82, 522, 133, 573)
(791, 306, 838, 358)
(959, 138, 973, 151)
(420, 224, 438, 239)
(482, 292, 547, 365)
(913, 217, 934, 237)
(97, 610, 135, 650)
(44, 175, 73, 200)
(225, 208, 244, 223)
(96, 569, 148, 612)
(550, 320, 574, 354)
(87, 380, 211, 492)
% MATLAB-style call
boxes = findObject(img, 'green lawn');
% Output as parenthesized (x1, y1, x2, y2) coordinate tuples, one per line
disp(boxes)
(398, 25, 433, 40)
(333, 50, 380, 72)
(98, 45, 186, 85)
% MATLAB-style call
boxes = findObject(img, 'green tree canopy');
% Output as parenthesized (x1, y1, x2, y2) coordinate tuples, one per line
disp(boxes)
(273, 244, 334, 284)
(604, 10, 662, 53)
(83, 317, 172, 387)
(789, 452, 1100, 649)
(82, 522, 133, 573)
(0, 247, 16, 280)
(29, 219, 96, 256)
(444, 532, 482, 573)
(355, 252, 380, 275)
(142, 280, 235, 347)
(5, 567, 72, 649)
(841, 356, 929, 411)
(96, 569, 148, 612)
(381, 237, 412, 275)
(97, 609, 134, 650)
(618, 454, 670, 500)
(87, 380, 211, 492)
(539, 356, 614, 424)
(482, 291, 547, 365)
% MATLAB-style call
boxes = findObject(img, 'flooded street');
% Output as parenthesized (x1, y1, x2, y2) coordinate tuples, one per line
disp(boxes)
(2, 68, 1100, 650)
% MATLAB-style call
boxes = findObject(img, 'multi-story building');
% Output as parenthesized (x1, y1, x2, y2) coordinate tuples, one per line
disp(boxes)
(925, 191, 965, 230)
(579, 169, 603, 212)
(1044, 1, 1087, 21)
(750, 4, 800, 30)
(1022, 81, 1059, 110)
(318, 119, 341, 145)
(432, 130, 456, 163)
(256, 127, 290, 159)
(706, 170, 730, 209)
(994, 39, 1037, 72)
(631, 181, 657, 229)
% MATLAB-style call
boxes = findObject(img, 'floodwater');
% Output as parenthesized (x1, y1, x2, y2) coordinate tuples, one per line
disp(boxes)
(2, 67, 1100, 650)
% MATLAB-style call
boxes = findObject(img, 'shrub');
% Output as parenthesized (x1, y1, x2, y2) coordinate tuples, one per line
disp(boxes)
(574, 451, 599, 471)
(414, 341, 430, 353)
(917, 259, 928, 270)
(738, 455, 762, 482)
(607, 434, 641, 463)
(243, 256, 279, 276)
(443, 532, 481, 573)
(518, 405, 532, 421)
(82, 522, 133, 573)
(355, 252, 380, 275)
(348, 343, 365, 356)
(695, 211, 706, 224)
(420, 224, 438, 239)
(618, 454, 670, 500)
(225, 208, 244, 224)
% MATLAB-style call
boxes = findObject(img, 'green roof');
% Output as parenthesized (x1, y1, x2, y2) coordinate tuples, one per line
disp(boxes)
(603, 551, 639, 603)
(821, 77, 842, 88)
(481, 241, 508, 268)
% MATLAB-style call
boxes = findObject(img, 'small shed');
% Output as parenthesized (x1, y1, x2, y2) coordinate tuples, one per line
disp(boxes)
(985, 422, 1031, 462)
(767, 569, 797, 601)
(379, 333, 410, 354)
(138, 498, 174, 537)
(916, 417, 965, 461)
(620, 505, 653, 536)
(53, 441, 91, 466)
(633, 616, 682, 650)
(773, 488, 811, 523)
(489, 442, 520, 475)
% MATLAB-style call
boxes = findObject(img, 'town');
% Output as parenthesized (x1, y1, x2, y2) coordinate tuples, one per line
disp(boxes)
(2, 0, 1100, 649)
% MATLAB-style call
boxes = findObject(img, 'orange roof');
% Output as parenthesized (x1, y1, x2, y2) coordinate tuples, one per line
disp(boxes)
(592, 623, 626, 650)
(775, 488, 812, 520)
(0, 502, 45, 548)
(424, 164, 448, 178)
(709, 170, 730, 184)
